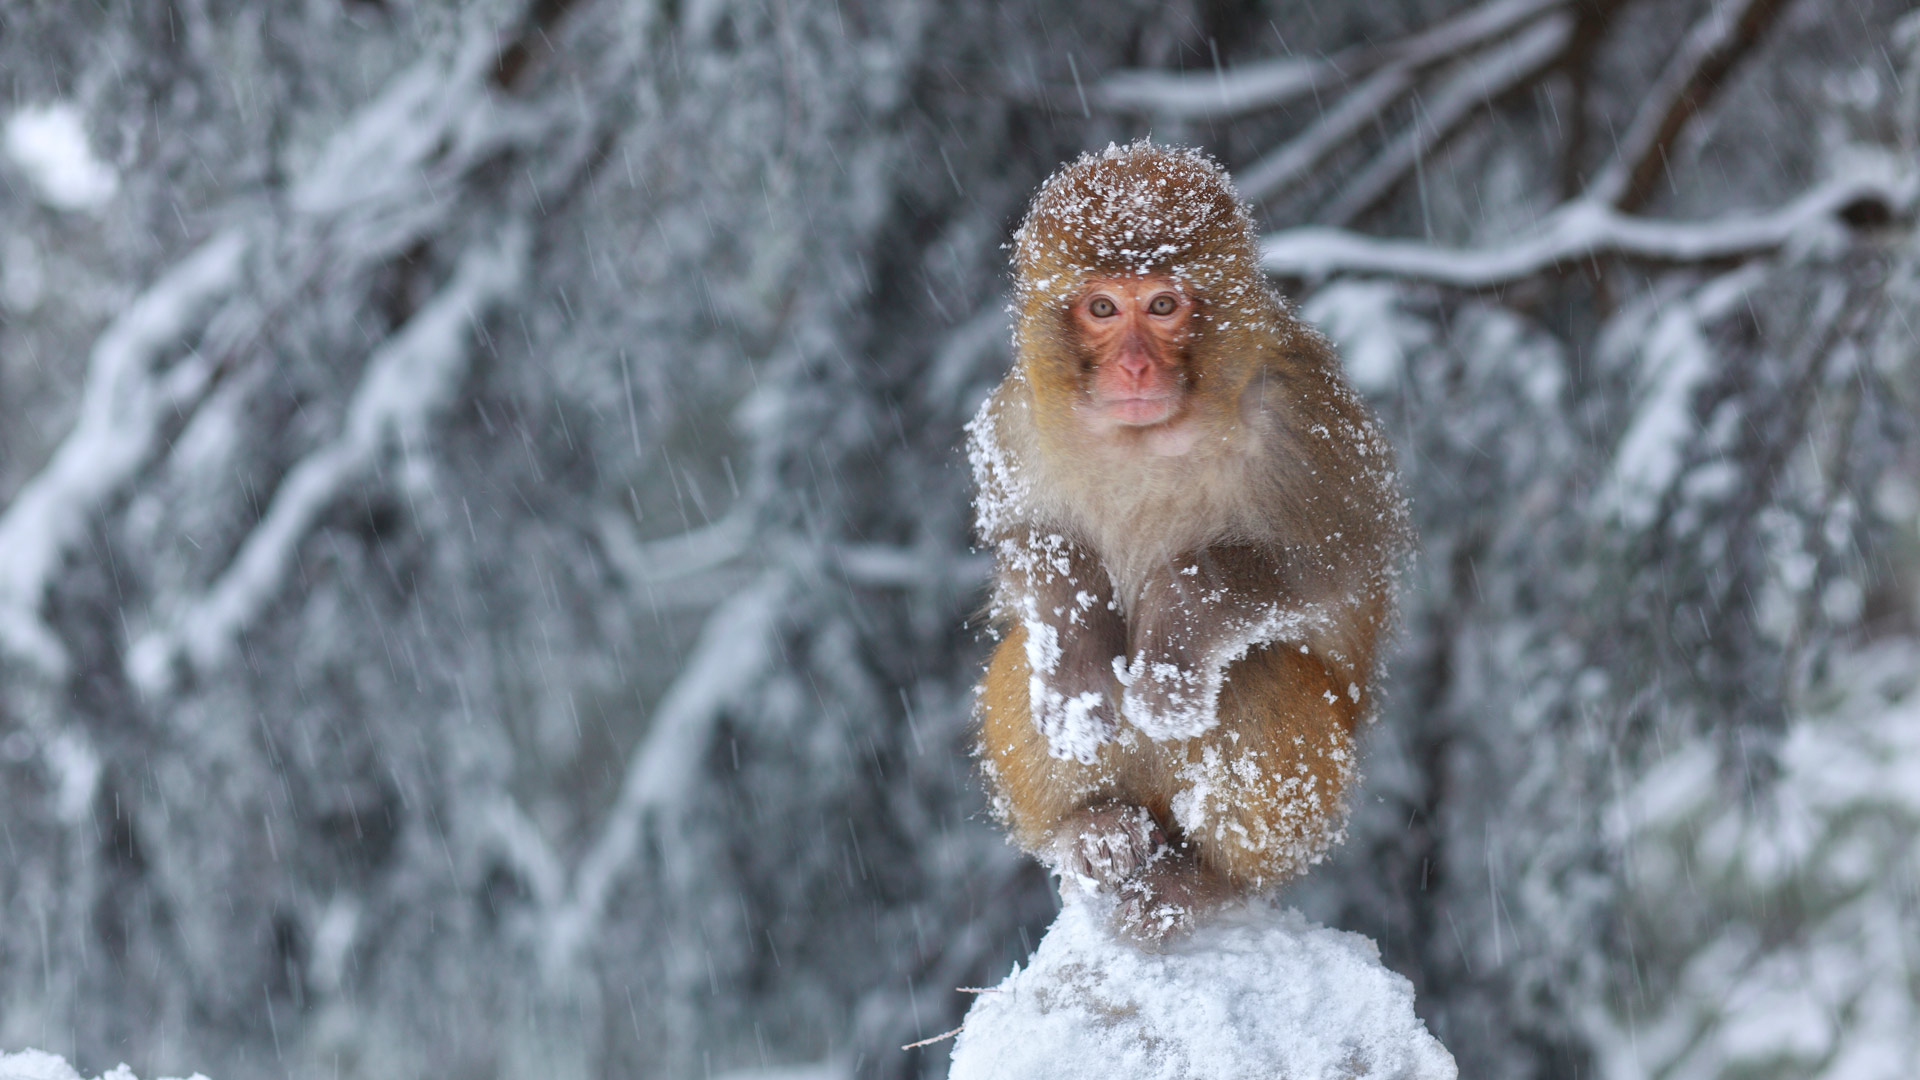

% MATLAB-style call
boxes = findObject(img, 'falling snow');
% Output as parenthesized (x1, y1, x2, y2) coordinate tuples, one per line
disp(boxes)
(1, 3, 1917, 1080)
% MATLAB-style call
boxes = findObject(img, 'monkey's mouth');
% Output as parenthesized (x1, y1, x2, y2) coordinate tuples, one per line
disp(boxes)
(1100, 395, 1180, 427)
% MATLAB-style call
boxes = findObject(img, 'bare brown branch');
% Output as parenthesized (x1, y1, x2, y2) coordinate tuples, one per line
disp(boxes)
(1587, 0, 1795, 210)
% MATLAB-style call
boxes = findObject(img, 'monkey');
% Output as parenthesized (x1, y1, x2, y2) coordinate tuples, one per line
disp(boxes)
(966, 141, 1412, 943)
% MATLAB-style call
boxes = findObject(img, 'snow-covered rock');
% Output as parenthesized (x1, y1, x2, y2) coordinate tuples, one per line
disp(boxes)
(0, 1049, 207, 1080)
(947, 898, 1455, 1080)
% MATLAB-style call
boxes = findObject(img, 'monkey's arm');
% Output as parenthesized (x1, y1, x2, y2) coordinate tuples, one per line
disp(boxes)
(990, 530, 1127, 763)
(1119, 545, 1359, 741)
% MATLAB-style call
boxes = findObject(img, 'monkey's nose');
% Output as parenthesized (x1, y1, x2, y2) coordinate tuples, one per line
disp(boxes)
(1115, 338, 1154, 378)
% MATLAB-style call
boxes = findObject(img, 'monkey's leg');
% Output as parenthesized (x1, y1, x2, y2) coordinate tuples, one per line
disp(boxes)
(978, 627, 1171, 885)
(1166, 641, 1364, 889)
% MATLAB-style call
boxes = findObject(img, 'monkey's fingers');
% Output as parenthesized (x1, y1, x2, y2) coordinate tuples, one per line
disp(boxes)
(1055, 803, 1167, 891)
(1113, 865, 1211, 950)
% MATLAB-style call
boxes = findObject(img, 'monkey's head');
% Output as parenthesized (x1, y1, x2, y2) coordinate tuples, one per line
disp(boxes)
(1012, 141, 1283, 441)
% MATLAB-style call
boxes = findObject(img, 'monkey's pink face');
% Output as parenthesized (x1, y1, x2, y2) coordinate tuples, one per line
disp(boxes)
(1071, 275, 1194, 428)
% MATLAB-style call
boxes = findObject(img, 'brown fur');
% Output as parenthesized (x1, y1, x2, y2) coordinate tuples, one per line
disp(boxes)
(969, 142, 1411, 937)
(981, 623, 1367, 888)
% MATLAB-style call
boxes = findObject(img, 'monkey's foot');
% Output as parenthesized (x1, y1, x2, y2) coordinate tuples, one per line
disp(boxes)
(1113, 858, 1224, 948)
(1053, 803, 1167, 892)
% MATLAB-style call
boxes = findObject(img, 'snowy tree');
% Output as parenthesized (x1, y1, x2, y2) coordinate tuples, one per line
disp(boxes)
(0, 1, 1915, 1079)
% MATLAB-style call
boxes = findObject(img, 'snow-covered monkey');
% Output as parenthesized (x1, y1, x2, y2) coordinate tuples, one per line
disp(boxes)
(969, 142, 1413, 943)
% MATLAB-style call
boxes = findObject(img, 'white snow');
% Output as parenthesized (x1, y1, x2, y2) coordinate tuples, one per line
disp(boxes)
(43, 730, 101, 825)
(1117, 600, 1338, 745)
(1300, 282, 1422, 395)
(0, 1049, 206, 1080)
(947, 898, 1456, 1080)
(3, 103, 119, 211)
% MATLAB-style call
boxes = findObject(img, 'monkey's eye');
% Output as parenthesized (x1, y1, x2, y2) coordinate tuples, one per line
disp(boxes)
(1148, 294, 1178, 316)
(1088, 296, 1118, 318)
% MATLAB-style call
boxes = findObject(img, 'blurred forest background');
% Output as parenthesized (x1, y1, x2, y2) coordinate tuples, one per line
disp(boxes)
(1, 0, 1917, 1077)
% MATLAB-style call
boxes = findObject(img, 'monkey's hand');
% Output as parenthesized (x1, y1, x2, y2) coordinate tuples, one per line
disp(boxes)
(1051, 803, 1168, 894)
(1030, 680, 1117, 763)
(1113, 856, 1223, 948)
(1027, 605, 1125, 762)
(999, 531, 1127, 762)
(1120, 546, 1331, 741)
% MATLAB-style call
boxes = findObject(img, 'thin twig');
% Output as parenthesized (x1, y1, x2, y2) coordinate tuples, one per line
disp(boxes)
(902, 1026, 965, 1051)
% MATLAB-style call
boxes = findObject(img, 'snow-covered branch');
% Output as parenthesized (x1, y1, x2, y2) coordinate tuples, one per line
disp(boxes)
(1090, 0, 1564, 121)
(593, 505, 756, 587)
(0, 230, 248, 677)
(125, 227, 529, 695)
(291, 25, 541, 262)
(1091, 56, 1336, 119)
(1320, 13, 1574, 225)
(1233, 2, 1566, 206)
(1585, 0, 1792, 210)
(1261, 172, 1912, 286)
(544, 575, 788, 970)
(1235, 62, 1417, 206)
(833, 544, 990, 588)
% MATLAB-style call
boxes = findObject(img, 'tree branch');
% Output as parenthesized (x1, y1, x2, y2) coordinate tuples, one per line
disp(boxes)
(1237, 0, 1572, 204)
(1092, 56, 1337, 119)
(543, 575, 788, 972)
(1585, 0, 1794, 211)
(0, 231, 248, 677)
(1090, 0, 1567, 121)
(125, 228, 528, 695)
(1260, 172, 1911, 287)
(1320, 14, 1575, 225)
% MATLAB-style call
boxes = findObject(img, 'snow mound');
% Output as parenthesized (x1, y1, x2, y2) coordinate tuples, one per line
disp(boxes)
(0, 1049, 207, 1080)
(947, 899, 1455, 1080)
